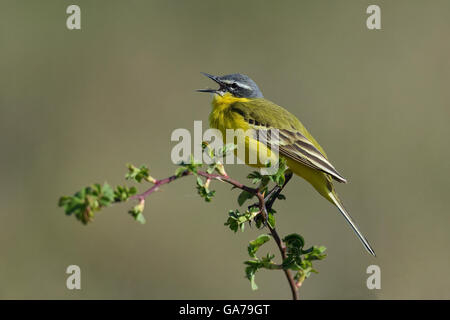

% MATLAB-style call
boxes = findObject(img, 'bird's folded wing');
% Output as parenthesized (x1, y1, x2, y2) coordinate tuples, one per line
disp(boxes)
(230, 101, 347, 183)
(260, 128, 347, 183)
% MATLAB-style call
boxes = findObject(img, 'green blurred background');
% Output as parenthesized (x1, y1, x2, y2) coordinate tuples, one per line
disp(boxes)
(1, 0, 449, 299)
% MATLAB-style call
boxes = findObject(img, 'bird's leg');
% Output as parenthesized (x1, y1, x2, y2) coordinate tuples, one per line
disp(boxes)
(248, 170, 293, 226)
(265, 170, 293, 211)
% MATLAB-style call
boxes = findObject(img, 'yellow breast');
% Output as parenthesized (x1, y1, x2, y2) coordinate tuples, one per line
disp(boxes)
(208, 93, 278, 168)
(208, 93, 250, 135)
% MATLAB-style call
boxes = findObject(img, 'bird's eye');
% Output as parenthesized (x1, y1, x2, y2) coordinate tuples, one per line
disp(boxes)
(230, 83, 238, 90)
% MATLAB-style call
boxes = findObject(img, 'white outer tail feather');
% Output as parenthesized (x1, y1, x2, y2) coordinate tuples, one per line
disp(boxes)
(329, 193, 376, 256)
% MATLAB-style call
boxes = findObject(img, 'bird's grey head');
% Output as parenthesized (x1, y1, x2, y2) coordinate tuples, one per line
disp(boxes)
(197, 73, 264, 98)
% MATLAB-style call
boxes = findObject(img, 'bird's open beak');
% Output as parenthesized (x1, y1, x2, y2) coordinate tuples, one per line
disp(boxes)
(196, 72, 223, 94)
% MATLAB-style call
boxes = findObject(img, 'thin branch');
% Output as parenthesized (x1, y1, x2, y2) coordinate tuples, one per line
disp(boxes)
(130, 170, 257, 201)
(130, 170, 191, 201)
(256, 192, 299, 300)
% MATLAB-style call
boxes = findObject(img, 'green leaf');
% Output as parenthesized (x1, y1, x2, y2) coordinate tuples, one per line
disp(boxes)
(202, 141, 216, 161)
(206, 164, 216, 174)
(128, 200, 146, 224)
(218, 143, 237, 156)
(303, 246, 327, 261)
(175, 166, 187, 177)
(267, 210, 276, 228)
(114, 185, 137, 202)
(237, 190, 254, 206)
(58, 182, 121, 224)
(224, 209, 257, 233)
(247, 171, 262, 184)
(126, 164, 151, 183)
(248, 234, 271, 258)
(277, 194, 286, 200)
(135, 213, 146, 224)
(224, 210, 242, 233)
(280, 234, 327, 284)
(267, 158, 288, 186)
(196, 177, 215, 202)
(283, 233, 305, 250)
(245, 265, 258, 290)
(243, 253, 277, 290)
(100, 183, 115, 203)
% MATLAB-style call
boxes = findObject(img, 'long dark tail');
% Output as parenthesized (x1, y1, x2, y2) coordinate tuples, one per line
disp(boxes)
(329, 192, 376, 256)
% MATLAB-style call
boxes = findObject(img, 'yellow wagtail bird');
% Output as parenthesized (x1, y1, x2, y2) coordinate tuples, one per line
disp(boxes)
(197, 72, 375, 256)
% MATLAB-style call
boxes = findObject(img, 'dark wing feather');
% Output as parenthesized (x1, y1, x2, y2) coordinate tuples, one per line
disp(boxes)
(231, 101, 347, 183)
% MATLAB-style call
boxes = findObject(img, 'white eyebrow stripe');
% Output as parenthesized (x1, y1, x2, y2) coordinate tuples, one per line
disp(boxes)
(236, 83, 252, 90)
(221, 80, 252, 90)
